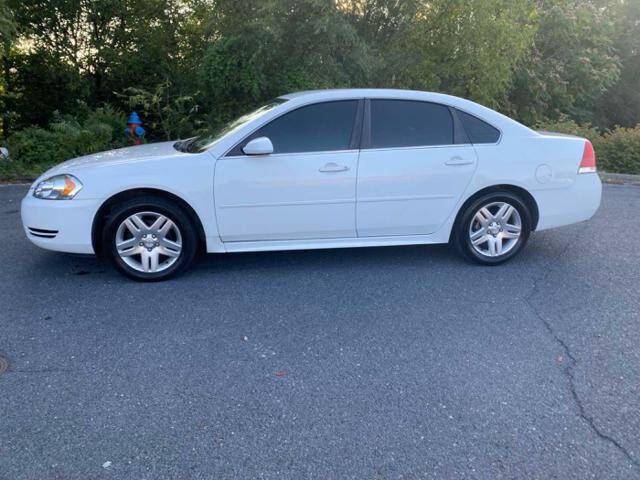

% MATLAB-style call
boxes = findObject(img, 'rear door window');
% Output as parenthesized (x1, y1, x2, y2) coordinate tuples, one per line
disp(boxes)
(369, 100, 454, 149)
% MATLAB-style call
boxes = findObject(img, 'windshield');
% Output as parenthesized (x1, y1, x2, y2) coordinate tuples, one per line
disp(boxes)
(175, 98, 288, 153)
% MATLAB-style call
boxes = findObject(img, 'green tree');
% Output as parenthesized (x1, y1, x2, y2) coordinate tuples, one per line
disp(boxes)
(596, 0, 640, 128)
(1, 0, 638, 148)
(341, 0, 536, 110)
(0, 0, 14, 51)
(0, 0, 16, 135)
(404, 0, 537, 108)
(198, 0, 371, 125)
(341, 0, 419, 86)
(509, 0, 620, 125)
(3, 0, 208, 137)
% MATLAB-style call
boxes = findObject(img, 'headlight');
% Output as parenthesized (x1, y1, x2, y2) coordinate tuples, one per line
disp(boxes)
(33, 174, 83, 200)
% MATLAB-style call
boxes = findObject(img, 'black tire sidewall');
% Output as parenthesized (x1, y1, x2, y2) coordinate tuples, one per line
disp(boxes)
(103, 197, 197, 281)
(456, 192, 531, 265)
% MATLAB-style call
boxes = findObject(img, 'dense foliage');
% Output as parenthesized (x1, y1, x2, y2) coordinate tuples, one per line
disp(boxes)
(0, 107, 125, 180)
(599, 126, 640, 174)
(1, 0, 639, 178)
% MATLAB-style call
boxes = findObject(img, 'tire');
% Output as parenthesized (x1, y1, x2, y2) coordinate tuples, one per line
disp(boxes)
(102, 196, 198, 281)
(453, 191, 532, 265)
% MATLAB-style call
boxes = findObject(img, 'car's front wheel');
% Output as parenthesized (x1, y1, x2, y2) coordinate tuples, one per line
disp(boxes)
(103, 196, 198, 281)
(454, 191, 532, 265)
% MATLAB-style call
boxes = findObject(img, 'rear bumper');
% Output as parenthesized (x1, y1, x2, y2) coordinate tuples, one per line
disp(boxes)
(21, 192, 99, 254)
(534, 173, 602, 231)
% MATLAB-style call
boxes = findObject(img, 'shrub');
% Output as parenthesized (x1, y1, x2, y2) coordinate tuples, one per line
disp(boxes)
(0, 106, 127, 181)
(535, 118, 601, 145)
(598, 126, 640, 175)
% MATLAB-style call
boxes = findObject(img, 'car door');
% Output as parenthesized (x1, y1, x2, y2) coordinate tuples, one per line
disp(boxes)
(356, 99, 478, 237)
(214, 99, 362, 242)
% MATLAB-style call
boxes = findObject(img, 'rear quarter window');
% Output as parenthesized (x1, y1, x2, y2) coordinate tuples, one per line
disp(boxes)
(457, 110, 501, 144)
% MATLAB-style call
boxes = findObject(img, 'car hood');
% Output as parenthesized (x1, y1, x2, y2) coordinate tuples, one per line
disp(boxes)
(49, 141, 185, 173)
(31, 141, 192, 187)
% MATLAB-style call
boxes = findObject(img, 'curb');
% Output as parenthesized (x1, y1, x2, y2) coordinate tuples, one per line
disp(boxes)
(599, 172, 640, 186)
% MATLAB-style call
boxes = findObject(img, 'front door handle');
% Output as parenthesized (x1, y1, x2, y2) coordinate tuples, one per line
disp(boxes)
(319, 162, 349, 173)
(445, 157, 474, 166)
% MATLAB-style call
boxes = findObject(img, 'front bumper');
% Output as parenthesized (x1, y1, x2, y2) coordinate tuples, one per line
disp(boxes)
(21, 192, 100, 254)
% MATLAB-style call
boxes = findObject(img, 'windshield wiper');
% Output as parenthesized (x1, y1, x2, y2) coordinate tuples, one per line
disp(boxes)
(173, 137, 198, 153)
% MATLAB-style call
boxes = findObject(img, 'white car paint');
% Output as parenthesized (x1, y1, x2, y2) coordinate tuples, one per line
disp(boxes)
(215, 149, 359, 241)
(356, 144, 478, 236)
(21, 89, 602, 257)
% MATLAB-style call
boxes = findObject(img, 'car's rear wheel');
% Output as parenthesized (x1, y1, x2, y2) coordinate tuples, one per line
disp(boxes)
(454, 191, 532, 265)
(103, 196, 198, 281)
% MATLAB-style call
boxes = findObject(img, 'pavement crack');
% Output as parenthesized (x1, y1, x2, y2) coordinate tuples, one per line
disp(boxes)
(524, 224, 639, 470)
(524, 225, 640, 470)
(525, 297, 640, 470)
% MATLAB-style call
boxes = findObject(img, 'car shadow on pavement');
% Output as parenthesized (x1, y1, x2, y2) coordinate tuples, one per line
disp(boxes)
(24, 240, 542, 283)
(193, 243, 461, 276)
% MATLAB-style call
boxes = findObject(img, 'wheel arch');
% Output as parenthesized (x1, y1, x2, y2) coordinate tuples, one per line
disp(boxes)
(449, 184, 540, 242)
(91, 188, 207, 256)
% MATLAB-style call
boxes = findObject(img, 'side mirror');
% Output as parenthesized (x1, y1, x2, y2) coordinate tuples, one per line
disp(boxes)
(243, 137, 273, 156)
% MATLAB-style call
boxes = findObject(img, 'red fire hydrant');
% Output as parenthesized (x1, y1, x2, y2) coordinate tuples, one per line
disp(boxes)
(124, 112, 146, 146)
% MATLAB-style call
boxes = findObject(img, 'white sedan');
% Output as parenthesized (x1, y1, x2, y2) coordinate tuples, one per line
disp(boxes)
(21, 89, 602, 281)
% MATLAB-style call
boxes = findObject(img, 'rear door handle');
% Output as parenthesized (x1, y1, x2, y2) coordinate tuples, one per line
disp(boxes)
(319, 162, 349, 173)
(445, 157, 474, 166)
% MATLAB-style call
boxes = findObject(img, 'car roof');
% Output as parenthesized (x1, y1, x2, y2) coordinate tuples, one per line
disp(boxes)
(277, 89, 534, 137)
(279, 88, 446, 101)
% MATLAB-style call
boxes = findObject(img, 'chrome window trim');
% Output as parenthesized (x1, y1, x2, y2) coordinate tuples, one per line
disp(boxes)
(222, 149, 360, 160)
(359, 144, 477, 154)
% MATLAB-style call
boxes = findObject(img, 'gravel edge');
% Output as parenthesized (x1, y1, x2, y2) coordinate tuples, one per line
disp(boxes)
(598, 172, 640, 186)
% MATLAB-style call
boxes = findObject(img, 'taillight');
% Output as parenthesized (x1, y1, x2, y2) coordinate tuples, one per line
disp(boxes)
(578, 141, 596, 174)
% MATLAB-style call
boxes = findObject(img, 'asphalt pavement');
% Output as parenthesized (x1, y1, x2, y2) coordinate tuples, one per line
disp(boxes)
(1, 183, 639, 479)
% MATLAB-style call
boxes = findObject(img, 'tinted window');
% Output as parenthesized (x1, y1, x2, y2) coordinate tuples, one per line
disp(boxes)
(457, 110, 500, 144)
(240, 100, 358, 154)
(369, 100, 453, 148)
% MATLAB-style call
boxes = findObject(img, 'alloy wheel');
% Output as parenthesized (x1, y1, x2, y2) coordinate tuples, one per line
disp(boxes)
(114, 211, 182, 273)
(469, 201, 522, 258)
